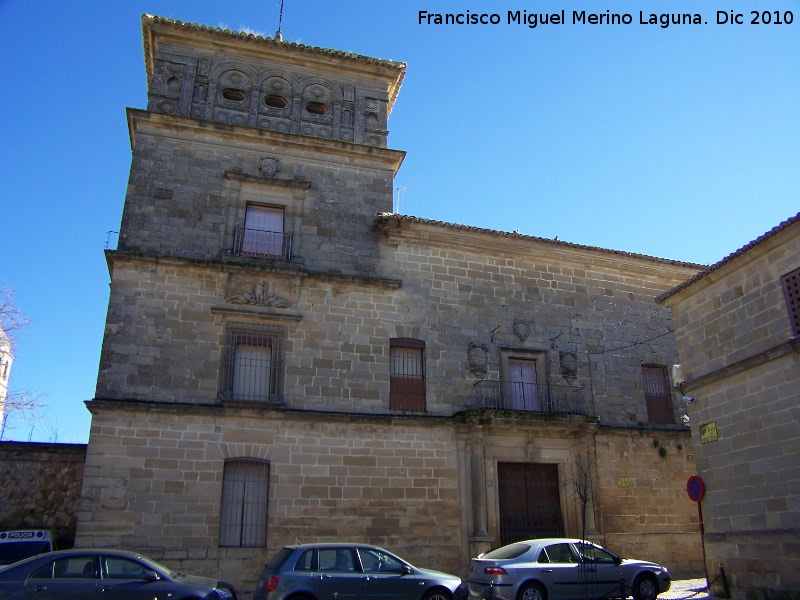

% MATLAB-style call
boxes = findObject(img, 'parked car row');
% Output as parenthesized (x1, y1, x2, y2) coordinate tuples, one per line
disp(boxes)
(0, 537, 671, 600)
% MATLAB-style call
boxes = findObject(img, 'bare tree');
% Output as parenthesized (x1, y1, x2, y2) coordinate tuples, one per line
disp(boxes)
(0, 285, 43, 439)
(567, 450, 596, 542)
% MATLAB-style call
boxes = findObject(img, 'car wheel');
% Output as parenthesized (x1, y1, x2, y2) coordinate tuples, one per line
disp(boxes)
(518, 582, 547, 600)
(422, 588, 453, 600)
(632, 574, 658, 600)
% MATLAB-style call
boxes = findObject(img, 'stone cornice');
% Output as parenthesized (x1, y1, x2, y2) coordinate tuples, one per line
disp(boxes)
(209, 305, 303, 322)
(105, 249, 403, 290)
(126, 108, 406, 176)
(86, 397, 462, 427)
(681, 337, 800, 393)
(221, 170, 312, 189)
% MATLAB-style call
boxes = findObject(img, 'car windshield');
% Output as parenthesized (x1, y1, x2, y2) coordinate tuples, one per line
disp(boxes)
(0, 542, 51, 566)
(482, 543, 531, 560)
(136, 554, 179, 578)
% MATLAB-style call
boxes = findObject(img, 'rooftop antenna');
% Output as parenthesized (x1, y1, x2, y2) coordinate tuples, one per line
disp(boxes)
(275, 0, 284, 41)
(105, 230, 119, 249)
(394, 186, 417, 213)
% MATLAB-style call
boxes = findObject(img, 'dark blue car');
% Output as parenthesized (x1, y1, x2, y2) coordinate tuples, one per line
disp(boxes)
(0, 548, 236, 599)
(253, 543, 466, 600)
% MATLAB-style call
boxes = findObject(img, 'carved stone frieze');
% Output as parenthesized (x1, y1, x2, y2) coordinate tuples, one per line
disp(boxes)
(226, 280, 291, 308)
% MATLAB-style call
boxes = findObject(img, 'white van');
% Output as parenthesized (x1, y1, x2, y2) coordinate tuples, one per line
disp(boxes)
(0, 530, 56, 567)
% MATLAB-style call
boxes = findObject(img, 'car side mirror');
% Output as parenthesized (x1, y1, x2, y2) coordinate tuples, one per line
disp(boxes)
(402, 565, 413, 575)
(141, 569, 160, 582)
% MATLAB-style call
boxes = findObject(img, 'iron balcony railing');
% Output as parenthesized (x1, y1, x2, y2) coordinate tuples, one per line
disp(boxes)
(473, 380, 586, 415)
(232, 227, 293, 261)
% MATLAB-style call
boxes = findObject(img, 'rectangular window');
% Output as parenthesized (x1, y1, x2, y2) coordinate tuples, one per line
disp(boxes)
(220, 323, 283, 402)
(241, 205, 287, 259)
(219, 459, 269, 547)
(643, 365, 674, 424)
(390, 338, 425, 411)
(781, 266, 800, 336)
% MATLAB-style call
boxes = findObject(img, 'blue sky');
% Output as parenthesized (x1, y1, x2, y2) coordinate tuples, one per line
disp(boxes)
(1, 0, 797, 443)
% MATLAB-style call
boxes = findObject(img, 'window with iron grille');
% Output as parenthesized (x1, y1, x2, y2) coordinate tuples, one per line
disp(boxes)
(643, 365, 674, 424)
(220, 323, 284, 402)
(390, 338, 425, 411)
(219, 459, 269, 547)
(238, 204, 288, 259)
(782, 267, 800, 337)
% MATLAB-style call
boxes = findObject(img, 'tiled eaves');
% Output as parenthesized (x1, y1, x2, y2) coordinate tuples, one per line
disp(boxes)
(656, 211, 800, 303)
(375, 213, 704, 270)
(141, 14, 407, 111)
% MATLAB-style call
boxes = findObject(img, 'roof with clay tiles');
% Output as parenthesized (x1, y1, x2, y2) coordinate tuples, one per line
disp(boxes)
(656, 211, 800, 302)
(375, 213, 705, 269)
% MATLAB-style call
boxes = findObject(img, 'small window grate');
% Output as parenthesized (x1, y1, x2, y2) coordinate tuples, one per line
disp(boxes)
(782, 267, 800, 337)
(390, 338, 425, 411)
(220, 323, 284, 402)
(643, 365, 674, 424)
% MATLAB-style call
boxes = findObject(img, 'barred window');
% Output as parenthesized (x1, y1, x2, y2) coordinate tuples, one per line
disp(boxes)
(782, 267, 800, 336)
(242, 205, 286, 258)
(643, 365, 674, 424)
(220, 323, 284, 402)
(219, 459, 269, 547)
(390, 338, 425, 411)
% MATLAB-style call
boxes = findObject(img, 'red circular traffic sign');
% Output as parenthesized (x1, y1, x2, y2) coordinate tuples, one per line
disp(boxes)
(687, 475, 705, 502)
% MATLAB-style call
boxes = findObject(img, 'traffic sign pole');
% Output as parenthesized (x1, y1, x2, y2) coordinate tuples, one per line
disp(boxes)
(688, 476, 710, 591)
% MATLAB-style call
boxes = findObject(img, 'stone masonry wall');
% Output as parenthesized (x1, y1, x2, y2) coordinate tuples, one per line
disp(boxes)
(595, 430, 703, 576)
(0, 442, 86, 549)
(666, 223, 800, 381)
(78, 405, 460, 593)
(376, 224, 701, 427)
(118, 112, 401, 276)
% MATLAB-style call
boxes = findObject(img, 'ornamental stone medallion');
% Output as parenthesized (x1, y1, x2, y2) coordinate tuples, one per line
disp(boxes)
(513, 319, 530, 341)
(467, 342, 489, 377)
(258, 156, 281, 178)
(560, 351, 578, 383)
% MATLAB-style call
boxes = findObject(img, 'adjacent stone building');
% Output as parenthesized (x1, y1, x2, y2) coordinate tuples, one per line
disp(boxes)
(78, 15, 706, 593)
(658, 213, 800, 600)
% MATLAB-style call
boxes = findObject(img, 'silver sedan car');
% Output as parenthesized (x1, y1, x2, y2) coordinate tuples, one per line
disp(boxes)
(468, 538, 670, 600)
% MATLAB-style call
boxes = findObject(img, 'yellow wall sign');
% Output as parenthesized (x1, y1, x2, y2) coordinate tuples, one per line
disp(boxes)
(700, 421, 719, 444)
(617, 477, 630, 488)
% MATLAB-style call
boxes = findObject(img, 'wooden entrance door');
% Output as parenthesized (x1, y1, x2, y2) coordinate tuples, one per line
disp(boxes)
(498, 462, 565, 545)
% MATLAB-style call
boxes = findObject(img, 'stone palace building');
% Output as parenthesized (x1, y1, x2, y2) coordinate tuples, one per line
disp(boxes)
(76, 15, 705, 593)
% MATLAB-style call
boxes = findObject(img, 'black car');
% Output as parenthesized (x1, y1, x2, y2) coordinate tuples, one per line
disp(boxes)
(0, 548, 236, 599)
(253, 543, 466, 600)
